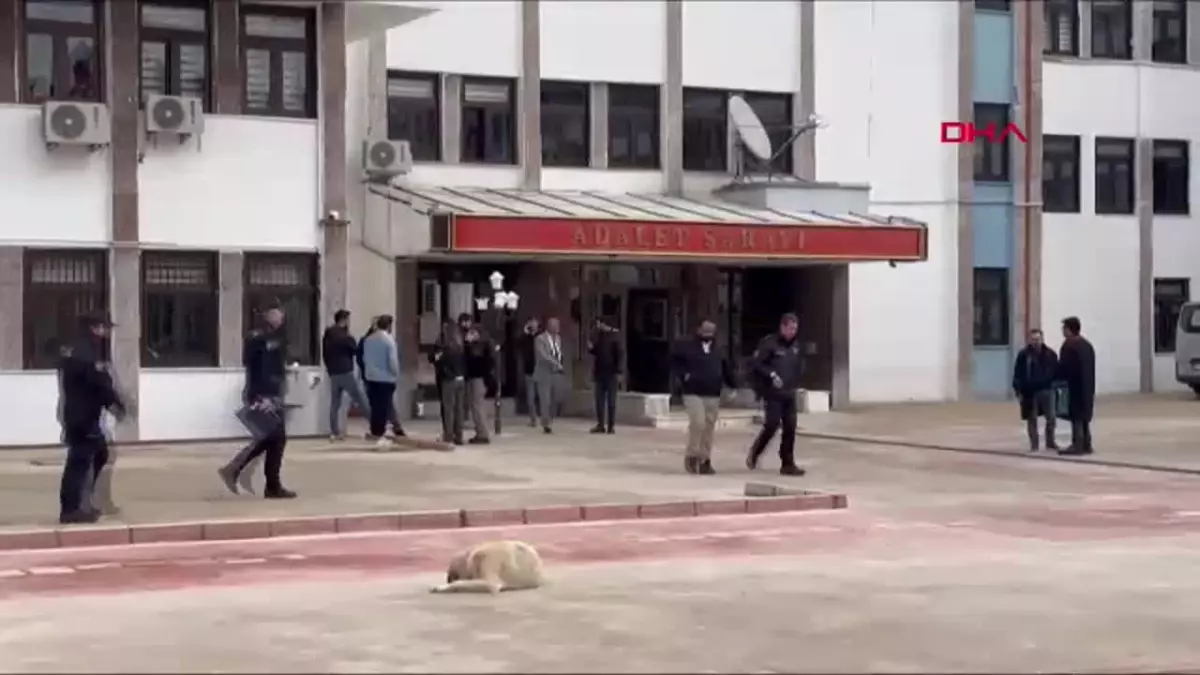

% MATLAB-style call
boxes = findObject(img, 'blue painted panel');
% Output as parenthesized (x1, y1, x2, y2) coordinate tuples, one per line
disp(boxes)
(972, 347, 1014, 398)
(973, 12, 1014, 104)
(971, 182, 1013, 268)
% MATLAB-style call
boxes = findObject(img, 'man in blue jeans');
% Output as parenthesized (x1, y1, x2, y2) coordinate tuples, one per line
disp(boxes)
(323, 309, 370, 441)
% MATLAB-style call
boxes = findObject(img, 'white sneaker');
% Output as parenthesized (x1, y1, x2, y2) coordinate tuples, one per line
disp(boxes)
(374, 437, 391, 451)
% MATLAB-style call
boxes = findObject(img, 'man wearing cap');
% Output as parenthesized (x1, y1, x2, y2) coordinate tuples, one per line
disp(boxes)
(57, 312, 127, 524)
(218, 304, 297, 499)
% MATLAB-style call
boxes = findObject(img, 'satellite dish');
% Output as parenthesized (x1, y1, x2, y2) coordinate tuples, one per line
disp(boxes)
(728, 95, 773, 162)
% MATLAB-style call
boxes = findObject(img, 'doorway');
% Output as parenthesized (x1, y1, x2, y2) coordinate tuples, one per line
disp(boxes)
(626, 288, 671, 393)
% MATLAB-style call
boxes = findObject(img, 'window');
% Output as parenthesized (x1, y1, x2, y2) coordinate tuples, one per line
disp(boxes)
(21, 0, 102, 103)
(1153, 0, 1187, 63)
(386, 71, 440, 162)
(1153, 140, 1190, 215)
(1154, 278, 1190, 353)
(976, 0, 1010, 11)
(459, 77, 516, 165)
(608, 84, 660, 170)
(541, 81, 589, 168)
(1044, 0, 1079, 56)
(1091, 0, 1133, 60)
(140, 1, 210, 106)
(141, 251, 218, 368)
(22, 249, 107, 370)
(241, 6, 316, 118)
(243, 254, 319, 366)
(1095, 137, 1136, 215)
(741, 92, 793, 175)
(973, 268, 1010, 347)
(682, 88, 727, 172)
(973, 103, 1010, 182)
(1043, 135, 1081, 213)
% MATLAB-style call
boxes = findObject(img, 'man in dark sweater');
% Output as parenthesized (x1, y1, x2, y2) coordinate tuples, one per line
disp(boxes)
(1012, 328, 1059, 452)
(672, 319, 735, 474)
(746, 313, 807, 476)
(323, 309, 370, 441)
(463, 324, 496, 444)
(588, 319, 622, 434)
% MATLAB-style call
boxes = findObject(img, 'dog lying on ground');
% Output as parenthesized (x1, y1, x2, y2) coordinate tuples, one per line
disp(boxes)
(429, 540, 545, 594)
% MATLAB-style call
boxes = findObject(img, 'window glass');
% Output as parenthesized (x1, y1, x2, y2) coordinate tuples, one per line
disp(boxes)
(25, 33, 54, 100)
(66, 36, 96, 99)
(141, 3, 206, 31)
(178, 43, 207, 99)
(244, 48, 271, 111)
(281, 51, 307, 113)
(26, 0, 94, 23)
(140, 41, 167, 97)
(244, 13, 307, 39)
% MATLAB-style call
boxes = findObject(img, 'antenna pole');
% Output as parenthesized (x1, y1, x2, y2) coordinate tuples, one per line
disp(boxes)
(765, 120, 821, 179)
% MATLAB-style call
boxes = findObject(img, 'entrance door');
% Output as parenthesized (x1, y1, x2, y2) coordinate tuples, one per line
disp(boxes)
(626, 289, 671, 393)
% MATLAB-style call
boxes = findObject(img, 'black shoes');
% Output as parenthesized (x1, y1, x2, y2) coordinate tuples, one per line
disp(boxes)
(1057, 446, 1093, 456)
(780, 465, 806, 477)
(59, 510, 100, 525)
(468, 436, 490, 445)
(264, 487, 297, 500)
(590, 425, 605, 434)
(698, 460, 716, 475)
(684, 457, 717, 475)
(543, 426, 553, 434)
(606, 427, 615, 434)
(746, 447, 764, 470)
(217, 466, 240, 495)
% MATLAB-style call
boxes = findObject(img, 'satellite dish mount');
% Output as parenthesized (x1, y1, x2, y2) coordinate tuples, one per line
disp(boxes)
(728, 94, 825, 182)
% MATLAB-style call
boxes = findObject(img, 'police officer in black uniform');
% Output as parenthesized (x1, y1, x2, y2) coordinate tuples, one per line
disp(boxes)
(58, 312, 127, 524)
(217, 303, 297, 499)
(746, 312, 807, 477)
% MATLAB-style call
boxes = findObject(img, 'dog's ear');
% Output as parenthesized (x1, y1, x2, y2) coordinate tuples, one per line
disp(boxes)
(446, 568, 460, 583)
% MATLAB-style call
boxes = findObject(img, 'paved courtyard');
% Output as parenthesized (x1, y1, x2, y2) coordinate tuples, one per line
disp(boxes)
(1, 395, 1199, 672)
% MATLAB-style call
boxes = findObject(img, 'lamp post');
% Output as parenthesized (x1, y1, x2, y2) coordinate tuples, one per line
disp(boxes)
(475, 271, 519, 436)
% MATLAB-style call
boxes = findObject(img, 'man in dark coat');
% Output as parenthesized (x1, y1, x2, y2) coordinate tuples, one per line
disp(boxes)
(1012, 328, 1059, 452)
(517, 318, 540, 426)
(588, 319, 622, 434)
(1057, 316, 1096, 456)
(746, 313, 807, 476)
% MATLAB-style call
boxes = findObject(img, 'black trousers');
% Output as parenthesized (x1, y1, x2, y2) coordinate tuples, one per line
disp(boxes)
(593, 376, 617, 430)
(1071, 418, 1093, 451)
(365, 380, 397, 438)
(60, 432, 109, 516)
(230, 416, 288, 492)
(749, 395, 799, 467)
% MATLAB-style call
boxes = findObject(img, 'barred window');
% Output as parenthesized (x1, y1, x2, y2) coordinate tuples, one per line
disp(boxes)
(141, 251, 218, 367)
(23, 249, 108, 369)
(243, 253, 318, 365)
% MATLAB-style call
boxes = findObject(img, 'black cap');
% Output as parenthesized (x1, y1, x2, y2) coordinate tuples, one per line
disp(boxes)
(79, 311, 115, 329)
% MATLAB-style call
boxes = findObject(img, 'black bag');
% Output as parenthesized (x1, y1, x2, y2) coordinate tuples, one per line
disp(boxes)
(1052, 382, 1071, 421)
(236, 403, 282, 440)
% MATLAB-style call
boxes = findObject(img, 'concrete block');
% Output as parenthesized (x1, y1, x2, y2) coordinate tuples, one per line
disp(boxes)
(461, 508, 526, 528)
(202, 520, 272, 541)
(581, 503, 640, 521)
(801, 390, 831, 413)
(396, 510, 463, 530)
(270, 517, 337, 538)
(696, 499, 749, 516)
(523, 505, 584, 524)
(0, 530, 60, 551)
(336, 514, 401, 533)
(638, 501, 698, 519)
(745, 482, 784, 497)
(130, 523, 204, 545)
(56, 526, 131, 549)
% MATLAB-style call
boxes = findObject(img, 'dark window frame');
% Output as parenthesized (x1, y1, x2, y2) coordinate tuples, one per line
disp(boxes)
(1043, 134, 1081, 213)
(973, 102, 1011, 183)
(22, 248, 108, 370)
(1153, 139, 1190, 216)
(973, 267, 1011, 347)
(459, 76, 517, 165)
(20, 0, 105, 104)
(386, 70, 441, 162)
(1091, 0, 1133, 60)
(741, 91, 794, 175)
(138, 0, 212, 109)
(1095, 137, 1136, 215)
(541, 80, 590, 168)
(141, 250, 219, 368)
(608, 83, 661, 170)
(682, 87, 728, 172)
(976, 0, 1011, 12)
(239, 4, 317, 119)
(1154, 278, 1190, 353)
(1044, 0, 1080, 56)
(1152, 0, 1188, 64)
(242, 253, 320, 366)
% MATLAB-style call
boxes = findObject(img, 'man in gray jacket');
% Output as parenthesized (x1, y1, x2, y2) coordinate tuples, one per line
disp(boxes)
(533, 317, 567, 433)
(361, 315, 403, 448)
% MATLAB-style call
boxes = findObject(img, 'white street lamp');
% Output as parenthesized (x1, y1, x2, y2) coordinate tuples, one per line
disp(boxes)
(489, 270, 505, 292)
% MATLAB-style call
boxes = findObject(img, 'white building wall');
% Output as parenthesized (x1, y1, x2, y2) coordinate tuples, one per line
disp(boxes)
(541, 1, 664, 84)
(1042, 61, 1200, 394)
(386, 0, 520, 78)
(815, 0, 962, 402)
(681, 1, 799, 92)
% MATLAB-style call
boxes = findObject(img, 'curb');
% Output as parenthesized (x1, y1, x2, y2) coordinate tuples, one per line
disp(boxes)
(0, 492, 848, 552)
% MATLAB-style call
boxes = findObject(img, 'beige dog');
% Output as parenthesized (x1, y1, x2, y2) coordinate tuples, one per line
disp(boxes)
(430, 540, 545, 594)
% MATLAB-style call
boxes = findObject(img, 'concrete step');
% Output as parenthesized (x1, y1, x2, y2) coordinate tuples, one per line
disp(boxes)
(649, 410, 762, 431)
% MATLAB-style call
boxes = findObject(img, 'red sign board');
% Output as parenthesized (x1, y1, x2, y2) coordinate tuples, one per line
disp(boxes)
(940, 121, 1028, 144)
(448, 216, 926, 261)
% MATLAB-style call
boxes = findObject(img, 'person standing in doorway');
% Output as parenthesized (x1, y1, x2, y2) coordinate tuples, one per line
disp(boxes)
(218, 304, 297, 499)
(1057, 316, 1096, 456)
(672, 319, 736, 475)
(361, 315, 402, 448)
(430, 322, 467, 445)
(588, 319, 622, 434)
(518, 317, 541, 426)
(1012, 328, 1059, 452)
(533, 316, 567, 434)
(463, 324, 495, 444)
(746, 313, 807, 476)
(323, 309, 371, 442)
(57, 312, 127, 524)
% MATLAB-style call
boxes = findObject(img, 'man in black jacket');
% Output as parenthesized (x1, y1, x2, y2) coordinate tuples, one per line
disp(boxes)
(746, 313, 806, 476)
(588, 319, 622, 434)
(57, 312, 127, 524)
(323, 309, 370, 441)
(518, 318, 540, 426)
(218, 304, 297, 499)
(1058, 316, 1096, 456)
(1012, 328, 1059, 452)
(463, 323, 495, 444)
(672, 319, 735, 474)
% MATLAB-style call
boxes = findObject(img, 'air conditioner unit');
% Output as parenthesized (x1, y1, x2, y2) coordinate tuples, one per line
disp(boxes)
(363, 139, 413, 180)
(42, 101, 110, 149)
(145, 95, 204, 136)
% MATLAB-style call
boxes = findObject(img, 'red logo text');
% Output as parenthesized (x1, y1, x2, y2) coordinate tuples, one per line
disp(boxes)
(941, 122, 1028, 144)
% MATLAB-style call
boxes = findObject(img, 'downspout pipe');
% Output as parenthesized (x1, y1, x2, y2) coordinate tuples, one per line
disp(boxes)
(1021, 0, 1034, 337)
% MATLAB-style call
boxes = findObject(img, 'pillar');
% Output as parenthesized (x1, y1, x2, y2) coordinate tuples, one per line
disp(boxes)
(519, 0, 541, 189)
